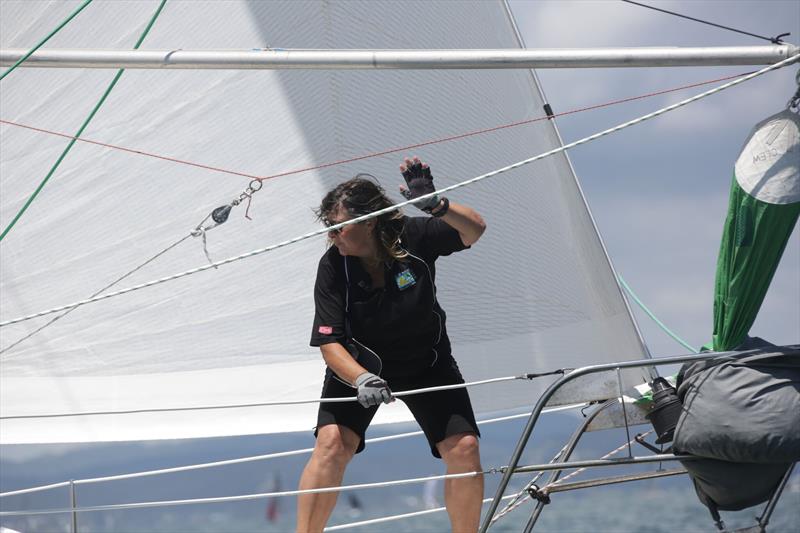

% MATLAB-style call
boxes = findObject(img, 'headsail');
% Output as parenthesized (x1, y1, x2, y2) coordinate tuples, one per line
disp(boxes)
(0, 0, 649, 444)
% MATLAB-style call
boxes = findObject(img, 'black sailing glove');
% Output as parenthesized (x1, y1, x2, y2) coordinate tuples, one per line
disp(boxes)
(400, 157, 442, 214)
(354, 372, 393, 408)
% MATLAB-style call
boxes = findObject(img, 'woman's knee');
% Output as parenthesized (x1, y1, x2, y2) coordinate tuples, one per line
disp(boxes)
(314, 425, 360, 465)
(438, 433, 481, 467)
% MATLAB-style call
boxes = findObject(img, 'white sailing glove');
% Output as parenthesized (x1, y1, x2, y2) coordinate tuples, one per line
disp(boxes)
(354, 372, 393, 408)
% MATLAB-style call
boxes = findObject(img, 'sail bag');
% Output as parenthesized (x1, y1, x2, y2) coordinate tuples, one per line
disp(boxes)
(673, 343, 800, 510)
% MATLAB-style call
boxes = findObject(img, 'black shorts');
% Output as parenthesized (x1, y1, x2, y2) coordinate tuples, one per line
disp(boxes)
(315, 356, 480, 458)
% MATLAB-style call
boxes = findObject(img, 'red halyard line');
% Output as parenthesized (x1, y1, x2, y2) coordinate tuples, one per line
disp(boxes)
(0, 119, 263, 180)
(0, 71, 752, 184)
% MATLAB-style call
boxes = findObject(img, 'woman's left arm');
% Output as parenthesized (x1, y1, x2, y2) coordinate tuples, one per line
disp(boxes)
(433, 200, 486, 247)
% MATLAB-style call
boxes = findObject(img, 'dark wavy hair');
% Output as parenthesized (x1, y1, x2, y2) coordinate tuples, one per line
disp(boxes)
(316, 175, 407, 261)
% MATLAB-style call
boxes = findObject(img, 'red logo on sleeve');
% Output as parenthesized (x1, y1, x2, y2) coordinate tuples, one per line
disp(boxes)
(318, 326, 333, 335)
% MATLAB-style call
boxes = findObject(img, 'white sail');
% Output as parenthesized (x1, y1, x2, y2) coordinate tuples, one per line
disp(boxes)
(0, 0, 649, 444)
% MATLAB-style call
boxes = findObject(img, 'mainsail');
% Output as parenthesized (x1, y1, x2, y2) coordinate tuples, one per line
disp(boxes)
(0, 0, 649, 444)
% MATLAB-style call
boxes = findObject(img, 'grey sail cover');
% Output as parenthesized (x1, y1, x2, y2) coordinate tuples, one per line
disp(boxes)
(673, 343, 800, 510)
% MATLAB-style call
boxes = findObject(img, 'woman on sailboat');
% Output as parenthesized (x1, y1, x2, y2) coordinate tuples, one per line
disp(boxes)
(297, 157, 487, 532)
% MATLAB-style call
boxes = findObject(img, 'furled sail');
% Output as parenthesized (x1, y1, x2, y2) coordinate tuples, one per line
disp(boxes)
(0, 0, 649, 444)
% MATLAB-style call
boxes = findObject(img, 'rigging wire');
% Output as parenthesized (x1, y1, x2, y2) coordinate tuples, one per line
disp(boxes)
(491, 429, 659, 524)
(0, 372, 563, 420)
(0, 234, 191, 356)
(620, 0, 790, 44)
(617, 274, 699, 353)
(0, 70, 756, 187)
(0, 470, 489, 517)
(1, 201, 242, 356)
(0, 0, 168, 244)
(0, 405, 584, 499)
(490, 446, 568, 523)
(0, 71, 755, 352)
(0, 0, 94, 82)
(2, 53, 796, 329)
(546, 429, 654, 489)
(0, 452, 691, 518)
(326, 492, 527, 531)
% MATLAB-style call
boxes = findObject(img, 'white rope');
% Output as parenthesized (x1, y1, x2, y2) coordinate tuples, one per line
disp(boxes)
(0, 373, 530, 420)
(0, 403, 584, 497)
(3, 52, 796, 329)
(490, 446, 568, 523)
(0, 471, 484, 517)
(546, 429, 655, 488)
(489, 429, 658, 522)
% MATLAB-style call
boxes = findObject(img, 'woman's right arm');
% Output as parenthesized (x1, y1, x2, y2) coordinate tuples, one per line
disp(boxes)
(320, 343, 369, 386)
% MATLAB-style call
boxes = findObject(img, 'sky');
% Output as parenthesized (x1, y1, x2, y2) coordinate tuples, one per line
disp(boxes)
(510, 0, 800, 356)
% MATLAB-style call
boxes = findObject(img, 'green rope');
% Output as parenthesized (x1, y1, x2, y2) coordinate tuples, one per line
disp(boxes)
(0, 0, 94, 82)
(0, 0, 168, 243)
(618, 274, 699, 354)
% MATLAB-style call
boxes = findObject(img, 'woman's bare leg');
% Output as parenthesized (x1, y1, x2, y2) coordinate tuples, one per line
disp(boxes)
(296, 425, 360, 533)
(437, 432, 483, 532)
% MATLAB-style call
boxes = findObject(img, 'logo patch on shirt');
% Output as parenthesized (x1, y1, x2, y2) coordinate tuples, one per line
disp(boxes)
(395, 268, 416, 290)
(318, 326, 333, 335)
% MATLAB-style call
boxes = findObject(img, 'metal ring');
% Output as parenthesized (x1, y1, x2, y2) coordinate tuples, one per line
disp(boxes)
(249, 179, 263, 192)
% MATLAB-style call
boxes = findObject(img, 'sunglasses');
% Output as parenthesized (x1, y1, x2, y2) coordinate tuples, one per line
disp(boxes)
(324, 214, 366, 235)
(324, 217, 348, 235)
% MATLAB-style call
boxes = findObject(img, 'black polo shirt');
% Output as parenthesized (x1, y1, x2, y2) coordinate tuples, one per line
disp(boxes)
(310, 216, 468, 378)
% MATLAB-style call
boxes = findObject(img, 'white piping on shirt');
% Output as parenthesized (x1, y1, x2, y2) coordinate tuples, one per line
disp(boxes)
(340, 256, 384, 383)
(402, 249, 442, 368)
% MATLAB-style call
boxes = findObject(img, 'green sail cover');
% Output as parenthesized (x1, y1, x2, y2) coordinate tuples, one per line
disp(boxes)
(711, 109, 800, 351)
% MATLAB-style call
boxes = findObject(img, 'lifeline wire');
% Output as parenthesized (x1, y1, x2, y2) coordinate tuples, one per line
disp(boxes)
(0, 454, 693, 518)
(620, 0, 789, 44)
(3, 53, 796, 329)
(325, 493, 522, 531)
(0, 373, 533, 420)
(0, 406, 584, 499)
(0, 470, 488, 517)
(0, 0, 168, 243)
(617, 274, 699, 353)
(0, 0, 94, 81)
(0, 70, 756, 185)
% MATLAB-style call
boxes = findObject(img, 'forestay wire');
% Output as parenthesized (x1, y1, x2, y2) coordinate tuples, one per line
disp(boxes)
(2, 52, 797, 329)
